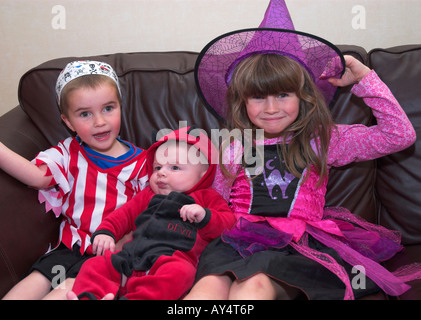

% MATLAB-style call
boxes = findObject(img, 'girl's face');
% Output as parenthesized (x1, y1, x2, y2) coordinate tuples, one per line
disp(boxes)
(246, 92, 300, 139)
(61, 83, 122, 156)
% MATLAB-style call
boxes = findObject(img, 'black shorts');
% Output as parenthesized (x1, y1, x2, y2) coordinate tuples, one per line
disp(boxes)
(30, 243, 93, 285)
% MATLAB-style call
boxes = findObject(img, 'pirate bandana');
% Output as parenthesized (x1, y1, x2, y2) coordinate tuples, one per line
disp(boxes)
(55, 60, 120, 105)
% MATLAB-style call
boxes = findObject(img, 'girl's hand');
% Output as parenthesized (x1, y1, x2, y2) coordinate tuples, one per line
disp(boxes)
(328, 55, 371, 87)
(92, 234, 115, 256)
(179, 204, 206, 223)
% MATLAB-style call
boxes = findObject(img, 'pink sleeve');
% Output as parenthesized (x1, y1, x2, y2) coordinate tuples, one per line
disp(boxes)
(328, 70, 416, 167)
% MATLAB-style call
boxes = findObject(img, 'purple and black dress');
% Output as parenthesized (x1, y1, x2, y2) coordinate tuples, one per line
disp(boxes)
(195, 71, 421, 300)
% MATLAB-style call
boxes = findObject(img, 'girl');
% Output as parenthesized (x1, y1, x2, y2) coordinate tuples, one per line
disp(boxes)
(2, 60, 147, 299)
(185, 1, 419, 300)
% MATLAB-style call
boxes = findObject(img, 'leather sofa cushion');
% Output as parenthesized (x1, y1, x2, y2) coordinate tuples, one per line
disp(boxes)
(326, 45, 377, 223)
(369, 45, 421, 244)
(18, 47, 379, 222)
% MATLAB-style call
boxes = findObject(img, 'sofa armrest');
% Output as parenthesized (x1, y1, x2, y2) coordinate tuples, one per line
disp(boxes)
(0, 107, 60, 298)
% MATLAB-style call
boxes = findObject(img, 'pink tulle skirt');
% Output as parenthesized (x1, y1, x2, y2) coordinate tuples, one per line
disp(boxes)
(217, 207, 421, 299)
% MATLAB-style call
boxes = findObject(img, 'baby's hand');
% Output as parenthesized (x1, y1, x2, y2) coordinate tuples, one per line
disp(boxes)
(92, 234, 115, 256)
(179, 204, 206, 223)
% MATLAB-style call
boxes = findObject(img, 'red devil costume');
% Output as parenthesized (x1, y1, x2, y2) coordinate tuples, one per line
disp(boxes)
(72, 127, 235, 299)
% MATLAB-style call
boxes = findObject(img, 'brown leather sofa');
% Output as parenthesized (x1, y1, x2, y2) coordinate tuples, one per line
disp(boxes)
(0, 45, 420, 299)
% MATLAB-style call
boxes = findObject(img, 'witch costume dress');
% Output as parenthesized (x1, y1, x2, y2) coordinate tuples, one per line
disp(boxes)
(194, 71, 419, 299)
(193, 0, 421, 299)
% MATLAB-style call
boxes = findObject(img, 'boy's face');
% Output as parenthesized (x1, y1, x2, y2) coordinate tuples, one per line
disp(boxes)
(149, 143, 208, 195)
(61, 83, 122, 156)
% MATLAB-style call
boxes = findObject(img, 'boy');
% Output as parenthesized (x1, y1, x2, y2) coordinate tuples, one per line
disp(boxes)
(2, 61, 147, 299)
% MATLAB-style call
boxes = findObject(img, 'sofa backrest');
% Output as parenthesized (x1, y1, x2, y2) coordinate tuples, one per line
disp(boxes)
(18, 52, 223, 149)
(17, 45, 421, 244)
(369, 45, 421, 244)
(325, 45, 378, 224)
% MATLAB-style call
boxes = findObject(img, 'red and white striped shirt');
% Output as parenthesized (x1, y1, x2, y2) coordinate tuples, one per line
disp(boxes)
(33, 137, 148, 254)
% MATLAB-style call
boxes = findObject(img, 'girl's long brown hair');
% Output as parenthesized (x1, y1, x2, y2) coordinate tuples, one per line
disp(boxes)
(224, 54, 336, 185)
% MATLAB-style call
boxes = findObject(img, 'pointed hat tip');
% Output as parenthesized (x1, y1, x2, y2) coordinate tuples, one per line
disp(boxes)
(258, 0, 295, 30)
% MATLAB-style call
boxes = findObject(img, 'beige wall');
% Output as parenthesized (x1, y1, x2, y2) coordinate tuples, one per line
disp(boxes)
(1, 0, 420, 116)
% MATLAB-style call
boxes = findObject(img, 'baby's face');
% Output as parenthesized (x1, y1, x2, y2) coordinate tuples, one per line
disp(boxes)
(149, 142, 208, 195)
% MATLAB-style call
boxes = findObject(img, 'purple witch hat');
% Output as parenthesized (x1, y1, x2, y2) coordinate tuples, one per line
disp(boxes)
(195, 0, 345, 120)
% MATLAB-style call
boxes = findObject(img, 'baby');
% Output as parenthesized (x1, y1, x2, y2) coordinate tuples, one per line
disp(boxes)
(69, 127, 235, 300)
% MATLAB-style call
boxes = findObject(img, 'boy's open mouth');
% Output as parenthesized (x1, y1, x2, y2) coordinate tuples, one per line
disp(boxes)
(93, 131, 110, 140)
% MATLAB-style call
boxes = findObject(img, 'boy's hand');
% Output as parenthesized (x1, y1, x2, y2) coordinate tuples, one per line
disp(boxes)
(328, 55, 371, 87)
(179, 204, 206, 223)
(92, 234, 115, 256)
